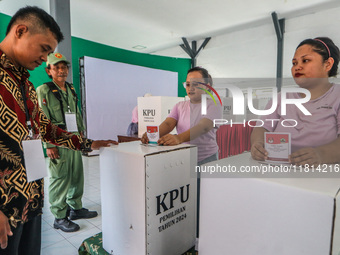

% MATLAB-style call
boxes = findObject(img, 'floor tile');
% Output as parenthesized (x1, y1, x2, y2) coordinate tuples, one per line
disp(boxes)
(41, 228, 64, 249)
(41, 155, 102, 254)
(41, 239, 78, 255)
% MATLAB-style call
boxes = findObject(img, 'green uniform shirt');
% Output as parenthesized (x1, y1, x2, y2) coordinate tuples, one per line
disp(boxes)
(36, 82, 85, 148)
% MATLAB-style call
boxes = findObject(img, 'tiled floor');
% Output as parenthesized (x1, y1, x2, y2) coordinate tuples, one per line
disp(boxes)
(41, 155, 102, 255)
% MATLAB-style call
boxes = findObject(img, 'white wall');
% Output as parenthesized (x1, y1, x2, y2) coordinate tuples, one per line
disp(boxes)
(153, 6, 340, 80)
(0, 0, 49, 15)
(2, 1, 340, 81)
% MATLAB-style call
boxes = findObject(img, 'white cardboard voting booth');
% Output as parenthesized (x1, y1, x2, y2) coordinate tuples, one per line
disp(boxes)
(198, 152, 340, 255)
(222, 97, 269, 123)
(222, 97, 244, 122)
(100, 141, 197, 255)
(138, 96, 184, 137)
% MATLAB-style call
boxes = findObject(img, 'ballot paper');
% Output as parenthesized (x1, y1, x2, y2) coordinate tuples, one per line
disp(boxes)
(22, 139, 47, 182)
(147, 126, 159, 144)
(264, 132, 291, 163)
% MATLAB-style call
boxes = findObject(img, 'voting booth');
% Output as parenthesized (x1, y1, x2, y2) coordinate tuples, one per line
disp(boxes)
(221, 97, 244, 123)
(198, 152, 340, 255)
(222, 96, 270, 123)
(100, 141, 197, 255)
(138, 96, 184, 137)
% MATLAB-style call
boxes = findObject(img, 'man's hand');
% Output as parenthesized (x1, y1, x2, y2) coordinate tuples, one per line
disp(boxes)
(91, 140, 118, 150)
(289, 147, 322, 166)
(251, 141, 268, 161)
(46, 147, 59, 159)
(0, 211, 12, 249)
(158, 134, 181, 146)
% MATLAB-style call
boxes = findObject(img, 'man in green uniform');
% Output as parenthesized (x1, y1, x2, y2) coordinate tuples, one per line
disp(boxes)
(36, 53, 97, 232)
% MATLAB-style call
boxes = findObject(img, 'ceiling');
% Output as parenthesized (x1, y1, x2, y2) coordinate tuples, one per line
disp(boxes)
(1, 0, 340, 55)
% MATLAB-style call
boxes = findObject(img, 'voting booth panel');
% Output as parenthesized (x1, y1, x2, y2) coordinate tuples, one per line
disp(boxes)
(222, 97, 244, 123)
(81, 56, 178, 140)
(198, 153, 340, 255)
(100, 142, 197, 255)
(222, 97, 269, 123)
(138, 96, 184, 137)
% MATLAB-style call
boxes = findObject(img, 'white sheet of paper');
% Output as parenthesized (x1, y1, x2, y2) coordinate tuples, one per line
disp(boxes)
(22, 139, 47, 182)
(65, 113, 78, 132)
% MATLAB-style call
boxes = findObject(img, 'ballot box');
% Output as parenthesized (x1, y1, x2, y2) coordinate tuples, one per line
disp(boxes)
(198, 152, 340, 255)
(138, 96, 184, 137)
(100, 141, 197, 255)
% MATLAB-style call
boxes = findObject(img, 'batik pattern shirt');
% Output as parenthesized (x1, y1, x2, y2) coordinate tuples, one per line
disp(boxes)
(0, 51, 92, 227)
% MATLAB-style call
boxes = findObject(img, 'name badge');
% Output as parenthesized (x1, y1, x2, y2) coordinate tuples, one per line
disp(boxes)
(22, 139, 47, 182)
(65, 113, 78, 132)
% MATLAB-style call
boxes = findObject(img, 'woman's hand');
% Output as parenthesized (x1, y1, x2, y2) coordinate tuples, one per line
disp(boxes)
(289, 147, 321, 166)
(141, 132, 149, 144)
(158, 134, 181, 146)
(251, 141, 268, 161)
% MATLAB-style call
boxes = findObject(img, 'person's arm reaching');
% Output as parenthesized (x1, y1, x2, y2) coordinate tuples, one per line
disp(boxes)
(141, 117, 177, 144)
(158, 117, 213, 146)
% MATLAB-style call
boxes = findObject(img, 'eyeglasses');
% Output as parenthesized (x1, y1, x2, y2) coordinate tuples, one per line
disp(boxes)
(183, 81, 206, 89)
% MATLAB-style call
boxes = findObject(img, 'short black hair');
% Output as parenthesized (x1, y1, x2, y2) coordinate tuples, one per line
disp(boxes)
(296, 37, 340, 77)
(6, 6, 64, 43)
(187, 66, 213, 86)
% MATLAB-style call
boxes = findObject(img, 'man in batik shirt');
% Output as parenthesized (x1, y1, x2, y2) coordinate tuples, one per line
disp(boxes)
(0, 6, 117, 254)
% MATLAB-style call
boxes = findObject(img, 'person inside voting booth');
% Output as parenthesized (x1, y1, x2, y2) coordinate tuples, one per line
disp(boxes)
(127, 93, 152, 135)
(251, 37, 340, 166)
(36, 53, 98, 232)
(141, 67, 222, 166)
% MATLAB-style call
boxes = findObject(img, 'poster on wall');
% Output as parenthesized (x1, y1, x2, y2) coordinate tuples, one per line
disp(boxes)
(82, 56, 178, 140)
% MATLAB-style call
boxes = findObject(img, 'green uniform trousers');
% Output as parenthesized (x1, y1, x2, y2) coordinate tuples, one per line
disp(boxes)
(48, 147, 84, 219)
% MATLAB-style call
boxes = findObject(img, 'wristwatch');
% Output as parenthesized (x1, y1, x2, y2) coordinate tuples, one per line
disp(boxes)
(81, 138, 93, 153)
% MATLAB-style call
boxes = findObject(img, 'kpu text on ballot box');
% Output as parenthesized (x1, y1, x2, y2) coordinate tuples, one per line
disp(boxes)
(137, 96, 184, 137)
(100, 141, 197, 255)
(198, 152, 340, 255)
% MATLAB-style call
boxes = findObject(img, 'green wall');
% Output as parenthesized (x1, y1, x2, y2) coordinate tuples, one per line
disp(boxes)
(0, 12, 190, 97)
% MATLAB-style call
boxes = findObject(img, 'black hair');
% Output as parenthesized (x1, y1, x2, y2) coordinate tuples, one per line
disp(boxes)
(6, 6, 64, 43)
(187, 66, 213, 86)
(296, 37, 340, 77)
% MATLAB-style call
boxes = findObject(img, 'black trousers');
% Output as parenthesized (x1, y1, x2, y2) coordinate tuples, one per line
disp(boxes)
(0, 215, 41, 255)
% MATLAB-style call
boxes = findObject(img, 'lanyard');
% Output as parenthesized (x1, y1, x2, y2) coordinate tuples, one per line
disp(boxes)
(53, 81, 72, 113)
(19, 81, 34, 137)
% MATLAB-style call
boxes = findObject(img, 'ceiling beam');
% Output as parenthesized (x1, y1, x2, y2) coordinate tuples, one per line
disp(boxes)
(271, 12, 285, 92)
(148, 1, 340, 54)
(180, 37, 211, 68)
